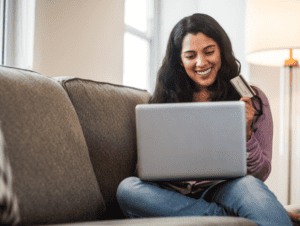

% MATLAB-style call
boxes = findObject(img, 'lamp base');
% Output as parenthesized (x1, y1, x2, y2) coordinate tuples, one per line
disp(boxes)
(285, 49, 299, 67)
(285, 60, 299, 67)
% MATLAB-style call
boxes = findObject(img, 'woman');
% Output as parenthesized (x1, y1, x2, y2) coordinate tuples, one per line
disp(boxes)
(117, 13, 295, 226)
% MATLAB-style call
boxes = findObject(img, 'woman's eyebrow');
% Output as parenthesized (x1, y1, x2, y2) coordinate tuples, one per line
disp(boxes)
(204, 45, 216, 50)
(183, 45, 216, 54)
(183, 50, 195, 54)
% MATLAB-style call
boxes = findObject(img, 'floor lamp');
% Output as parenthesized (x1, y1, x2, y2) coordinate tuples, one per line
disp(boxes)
(246, 0, 300, 205)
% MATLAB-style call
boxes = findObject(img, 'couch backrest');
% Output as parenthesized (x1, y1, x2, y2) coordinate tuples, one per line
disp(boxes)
(0, 66, 106, 225)
(54, 77, 151, 219)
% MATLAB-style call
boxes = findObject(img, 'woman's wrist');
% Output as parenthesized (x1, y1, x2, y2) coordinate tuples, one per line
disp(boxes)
(247, 134, 251, 142)
(247, 129, 252, 142)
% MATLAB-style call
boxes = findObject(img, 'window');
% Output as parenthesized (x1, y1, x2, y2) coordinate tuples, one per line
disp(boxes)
(123, 0, 157, 91)
(0, 0, 36, 69)
(0, 0, 4, 65)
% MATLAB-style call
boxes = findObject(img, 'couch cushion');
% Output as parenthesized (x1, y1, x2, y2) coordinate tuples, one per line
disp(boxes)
(0, 66, 106, 225)
(54, 77, 151, 219)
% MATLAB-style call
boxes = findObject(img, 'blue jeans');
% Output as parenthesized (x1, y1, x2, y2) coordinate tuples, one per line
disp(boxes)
(116, 175, 292, 226)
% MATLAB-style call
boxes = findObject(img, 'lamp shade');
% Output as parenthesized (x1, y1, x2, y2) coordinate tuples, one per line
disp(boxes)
(246, 0, 300, 66)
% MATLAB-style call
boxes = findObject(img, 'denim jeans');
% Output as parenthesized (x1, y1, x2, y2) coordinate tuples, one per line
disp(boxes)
(116, 175, 292, 226)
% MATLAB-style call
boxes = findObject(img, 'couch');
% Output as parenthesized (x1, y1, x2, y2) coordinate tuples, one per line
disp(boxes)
(0, 65, 300, 225)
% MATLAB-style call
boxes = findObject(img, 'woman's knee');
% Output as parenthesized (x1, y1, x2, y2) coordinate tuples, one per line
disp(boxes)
(235, 175, 268, 191)
(116, 177, 141, 201)
(117, 176, 141, 193)
(209, 176, 270, 202)
(228, 175, 276, 202)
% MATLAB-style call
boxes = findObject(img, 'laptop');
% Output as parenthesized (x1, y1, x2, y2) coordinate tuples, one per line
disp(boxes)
(135, 101, 247, 181)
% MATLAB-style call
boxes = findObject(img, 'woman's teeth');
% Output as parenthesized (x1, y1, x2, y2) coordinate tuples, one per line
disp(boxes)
(197, 68, 212, 75)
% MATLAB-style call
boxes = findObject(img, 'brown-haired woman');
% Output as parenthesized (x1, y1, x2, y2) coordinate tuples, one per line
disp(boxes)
(117, 13, 293, 226)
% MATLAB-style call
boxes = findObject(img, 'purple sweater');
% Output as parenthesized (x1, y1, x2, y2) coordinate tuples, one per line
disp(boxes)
(165, 87, 273, 195)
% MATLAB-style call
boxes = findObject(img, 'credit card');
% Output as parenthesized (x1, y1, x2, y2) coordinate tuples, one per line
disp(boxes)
(230, 75, 256, 98)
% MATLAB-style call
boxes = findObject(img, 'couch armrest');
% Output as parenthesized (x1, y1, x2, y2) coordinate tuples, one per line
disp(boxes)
(47, 216, 257, 226)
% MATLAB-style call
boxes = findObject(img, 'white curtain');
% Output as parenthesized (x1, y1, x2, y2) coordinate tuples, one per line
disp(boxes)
(4, 0, 36, 70)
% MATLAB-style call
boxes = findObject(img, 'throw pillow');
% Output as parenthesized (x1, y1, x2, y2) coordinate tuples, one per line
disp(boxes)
(0, 124, 20, 225)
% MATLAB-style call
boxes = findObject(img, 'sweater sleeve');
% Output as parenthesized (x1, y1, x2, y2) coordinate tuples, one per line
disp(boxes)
(246, 87, 273, 182)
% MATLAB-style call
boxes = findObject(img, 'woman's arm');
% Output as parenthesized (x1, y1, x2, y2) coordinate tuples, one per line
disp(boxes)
(246, 87, 273, 182)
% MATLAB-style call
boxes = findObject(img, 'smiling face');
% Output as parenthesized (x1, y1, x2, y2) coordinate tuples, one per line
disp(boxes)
(181, 33, 222, 92)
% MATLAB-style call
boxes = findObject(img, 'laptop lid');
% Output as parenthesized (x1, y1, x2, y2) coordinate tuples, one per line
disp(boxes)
(135, 101, 247, 181)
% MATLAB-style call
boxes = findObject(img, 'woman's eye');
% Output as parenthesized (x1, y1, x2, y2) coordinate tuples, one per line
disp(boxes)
(206, 51, 214, 55)
(185, 55, 194, 59)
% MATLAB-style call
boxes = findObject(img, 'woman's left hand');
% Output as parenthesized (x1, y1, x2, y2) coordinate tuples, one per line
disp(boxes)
(240, 97, 255, 142)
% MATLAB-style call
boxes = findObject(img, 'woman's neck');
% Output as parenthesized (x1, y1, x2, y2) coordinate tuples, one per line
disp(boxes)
(193, 90, 211, 102)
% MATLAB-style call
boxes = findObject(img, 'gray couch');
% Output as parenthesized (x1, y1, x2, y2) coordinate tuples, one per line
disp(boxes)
(0, 65, 299, 225)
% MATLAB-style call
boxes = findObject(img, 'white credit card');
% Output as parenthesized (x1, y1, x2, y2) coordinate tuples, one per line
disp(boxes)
(230, 75, 256, 98)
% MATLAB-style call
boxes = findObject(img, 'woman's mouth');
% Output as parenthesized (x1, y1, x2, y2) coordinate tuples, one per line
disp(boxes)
(196, 67, 212, 75)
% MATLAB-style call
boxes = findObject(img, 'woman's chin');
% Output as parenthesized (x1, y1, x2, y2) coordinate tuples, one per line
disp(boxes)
(196, 78, 216, 90)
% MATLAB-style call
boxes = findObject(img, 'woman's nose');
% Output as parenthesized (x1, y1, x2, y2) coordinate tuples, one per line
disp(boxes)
(196, 54, 202, 66)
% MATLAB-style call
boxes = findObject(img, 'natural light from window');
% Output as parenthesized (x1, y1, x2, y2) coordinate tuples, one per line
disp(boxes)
(123, 0, 153, 90)
(124, 0, 147, 33)
(123, 32, 149, 90)
(0, 0, 4, 64)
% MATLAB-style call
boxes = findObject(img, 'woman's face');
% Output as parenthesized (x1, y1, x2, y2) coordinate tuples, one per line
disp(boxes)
(181, 32, 221, 91)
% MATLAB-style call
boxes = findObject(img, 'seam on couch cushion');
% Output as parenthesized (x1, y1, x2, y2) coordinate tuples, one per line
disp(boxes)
(61, 77, 149, 92)
(0, 65, 43, 75)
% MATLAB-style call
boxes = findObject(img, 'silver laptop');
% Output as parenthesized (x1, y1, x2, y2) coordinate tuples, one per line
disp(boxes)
(135, 101, 247, 181)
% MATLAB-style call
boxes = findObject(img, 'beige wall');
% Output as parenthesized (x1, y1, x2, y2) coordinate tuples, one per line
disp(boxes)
(33, 0, 124, 84)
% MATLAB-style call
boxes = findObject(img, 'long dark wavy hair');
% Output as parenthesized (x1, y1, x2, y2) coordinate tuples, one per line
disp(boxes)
(149, 13, 263, 132)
